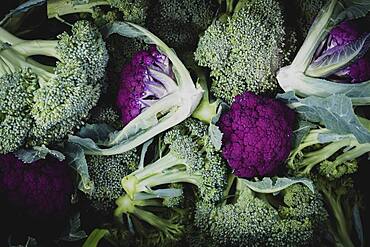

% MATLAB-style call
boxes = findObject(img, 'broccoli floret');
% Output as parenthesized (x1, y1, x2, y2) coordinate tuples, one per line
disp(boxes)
(288, 127, 370, 177)
(86, 150, 139, 213)
(121, 118, 229, 204)
(148, 0, 216, 51)
(47, 0, 149, 26)
(88, 106, 124, 130)
(195, 0, 295, 104)
(194, 178, 329, 247)
(0, 20, 108, 150)
(162, 183, 185, 208)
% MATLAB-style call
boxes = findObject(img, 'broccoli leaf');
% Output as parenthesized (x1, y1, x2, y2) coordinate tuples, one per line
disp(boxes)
(292, 120, 316, 148)
(0, 0, 45, 26)
(15, 145, 65, 163)
(278, 92, 370, 143)
(208, 102, 228, 150)
(64, 143, 94, 194)
(241, 177, 315, 194)
(335, 0, 370, 24)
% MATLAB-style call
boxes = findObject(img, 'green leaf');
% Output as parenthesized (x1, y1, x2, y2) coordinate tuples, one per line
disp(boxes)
(208, 102, 228, 150)
(278, 92, 370, 143)
(64, 143, 94, 194)
(306, 33, 370, 77)
(82, 229, 109, 247)
(15, 145, 65, 163)
(0, 0, 45, 26)
(292, 120, 316, 148)
(241, 177, 315, 194)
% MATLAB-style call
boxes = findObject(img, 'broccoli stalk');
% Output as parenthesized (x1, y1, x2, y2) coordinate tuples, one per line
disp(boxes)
(121, 119, 228, 204)
(47, 0, 149, 25)
(288, 125, 370, 178)
(114, 194, 184, 241)
(316, 177, 358, 247)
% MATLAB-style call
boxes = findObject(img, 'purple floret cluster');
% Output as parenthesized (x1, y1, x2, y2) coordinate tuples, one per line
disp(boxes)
(219, 92, 295, 178)
(116, 46, 175, 125)
(321, 21, 370, 83)
(0, 154, 73, 218)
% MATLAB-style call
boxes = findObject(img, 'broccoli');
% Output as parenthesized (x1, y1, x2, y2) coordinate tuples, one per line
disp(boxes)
(314, 176, 360, 247)
(148, 0, 216, 51)
(88, 106, 124, 130)
(288, 127, 370, 179)
(194, 177, 329, 247)
(195, 0, 295, 104)
(47, 0, 149, 26)
(218, 91, 296, 178)
(0, 21, 108, 152)
(86, 150, 139, 213)
(121, 118, 229, 204)
(0, 154, 73, 218)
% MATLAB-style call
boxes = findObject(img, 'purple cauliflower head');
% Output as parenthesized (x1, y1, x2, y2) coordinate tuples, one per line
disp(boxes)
(0, 154, 73, 218)
(218, 92, 295, 178)
(317, 20, 370, 83)
(116, 46, 176, 125)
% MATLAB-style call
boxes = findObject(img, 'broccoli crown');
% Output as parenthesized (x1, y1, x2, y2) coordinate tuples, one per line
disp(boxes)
(86, 149, 139, 212)
(194, 180, 328, 247)
(195, 0, 293, 103)
(122, 118, 229, 204)
(88, 106, 124, 129)
(0, 154, 73, 218)
(0, 20, 108, 150)
(148, 0, 216, 50)
(116, 46, 176, 125)
(219, 92, 295, 178)
(0, 69, 36, 154)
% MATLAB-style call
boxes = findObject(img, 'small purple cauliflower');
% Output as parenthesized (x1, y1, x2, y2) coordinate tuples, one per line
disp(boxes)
(320, 20, 370, 83)
(0, 154, 73, 218)
(116, 46, 176, 125)
(219, 92, 295, 178)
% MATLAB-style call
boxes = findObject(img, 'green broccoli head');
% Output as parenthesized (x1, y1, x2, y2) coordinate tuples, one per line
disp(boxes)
(148, 0, 216, 51)
(0, 20, 108, 150)
(86, 149, 139, 213)
(0, 69, 37, 153)
(195, 0, 295, 104)
(122, 118, 229, 204)
(194, 179, 329, 247)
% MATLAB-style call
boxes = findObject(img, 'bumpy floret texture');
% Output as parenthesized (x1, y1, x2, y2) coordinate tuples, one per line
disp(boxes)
(116, 46, 174, 125)
(0, 154, 73, 218)
(195, 0, 292, 103)
(194, 183, 328, 247)
(86, 150, 139, 212)
(149, 0, 216, 50)
(219, 92, 295, 178)
(0, 69, 37, 153)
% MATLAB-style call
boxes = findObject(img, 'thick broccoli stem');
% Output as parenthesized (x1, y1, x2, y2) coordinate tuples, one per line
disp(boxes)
(122, 152, 201, 199)
(0, 27, 23, 45)
(11, 40, 60, 60)
(0, 47, 54, 85)
(47, 0, 110, 19)
(191, 72, 220, 124)
(114, 194, 183, 238)
(321, 189, 355, 247)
